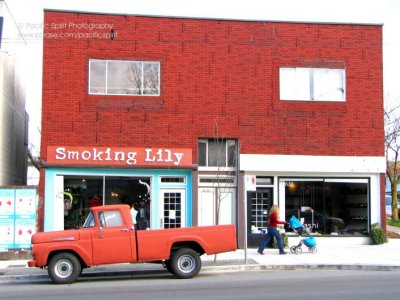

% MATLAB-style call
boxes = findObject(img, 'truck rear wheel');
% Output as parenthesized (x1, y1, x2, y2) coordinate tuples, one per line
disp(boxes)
(48, 252, 81, 284)
(164, 260, 173, 273)
(170, 248, 201, 279)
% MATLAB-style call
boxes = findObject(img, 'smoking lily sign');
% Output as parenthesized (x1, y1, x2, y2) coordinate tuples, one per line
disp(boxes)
(47, 146, 192, 167)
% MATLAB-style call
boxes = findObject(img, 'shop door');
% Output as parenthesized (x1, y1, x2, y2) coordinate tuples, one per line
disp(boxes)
(198, 187, 235, 226)
(247, 188, 273, 247)
(159, 189, 186, 228)
(198, 188, 215, 226)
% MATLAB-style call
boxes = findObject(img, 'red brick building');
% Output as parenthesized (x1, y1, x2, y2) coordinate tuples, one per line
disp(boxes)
(39, 10, 385, 247)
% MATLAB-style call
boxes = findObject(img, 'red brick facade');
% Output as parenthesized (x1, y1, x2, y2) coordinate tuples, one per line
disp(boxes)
(41, 11, 383, 163)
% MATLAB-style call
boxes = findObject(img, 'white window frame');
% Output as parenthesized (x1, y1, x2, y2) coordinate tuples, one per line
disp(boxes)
(198, 175, 237, 187)
(158, 176, 187, 185)
(88, 59, 160, 96)
(279, 67, 346, 102)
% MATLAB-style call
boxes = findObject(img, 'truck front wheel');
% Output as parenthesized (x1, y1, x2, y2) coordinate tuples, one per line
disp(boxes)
(170, 248, 201, 279)
(48, 252, 81, 284)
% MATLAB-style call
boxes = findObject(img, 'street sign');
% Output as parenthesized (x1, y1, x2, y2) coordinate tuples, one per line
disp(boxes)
(244, 175, 256, 191)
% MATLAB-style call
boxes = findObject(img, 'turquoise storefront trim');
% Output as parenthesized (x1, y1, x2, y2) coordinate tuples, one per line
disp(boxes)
(44, 168, 192, 231)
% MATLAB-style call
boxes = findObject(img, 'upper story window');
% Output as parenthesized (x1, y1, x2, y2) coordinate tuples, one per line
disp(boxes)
(198, 139, 237, 168)
(89, 59, 160, 96)
(279, 67, 345, 102)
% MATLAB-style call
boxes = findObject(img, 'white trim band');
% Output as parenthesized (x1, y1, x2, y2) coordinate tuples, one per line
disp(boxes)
(240, 154, 386, 173)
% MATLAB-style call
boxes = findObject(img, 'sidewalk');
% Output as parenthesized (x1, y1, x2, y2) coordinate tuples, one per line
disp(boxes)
(2, 237, 400, 281)
(202, 237, 400, 271)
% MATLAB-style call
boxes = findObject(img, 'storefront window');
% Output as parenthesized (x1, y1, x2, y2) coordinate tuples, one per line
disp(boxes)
(63, 176, 103, 229)
(63, 176, 150, 229)
(282, 178, 369, 235)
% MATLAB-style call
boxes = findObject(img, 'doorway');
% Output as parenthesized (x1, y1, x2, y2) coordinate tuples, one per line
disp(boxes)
(159, 189, 186, 228)
(198, 187, 236, 226)
(247, 188, 273, 247)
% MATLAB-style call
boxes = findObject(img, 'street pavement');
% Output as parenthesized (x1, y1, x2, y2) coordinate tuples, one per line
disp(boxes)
(1, 230, 400, 281)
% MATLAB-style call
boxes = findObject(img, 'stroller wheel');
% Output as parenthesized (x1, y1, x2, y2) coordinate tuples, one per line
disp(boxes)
(290, 246, 301, 254)
(308, 247, 317, 254)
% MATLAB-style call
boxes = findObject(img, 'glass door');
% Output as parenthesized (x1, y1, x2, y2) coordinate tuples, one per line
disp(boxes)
(160, 189, 186, 228)
(247, 188, 273, 247)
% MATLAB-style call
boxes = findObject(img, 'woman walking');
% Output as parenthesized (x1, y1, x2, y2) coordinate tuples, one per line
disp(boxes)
(258, 205, 287, 255)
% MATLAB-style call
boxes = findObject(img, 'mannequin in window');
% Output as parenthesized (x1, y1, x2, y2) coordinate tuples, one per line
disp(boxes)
(130, 203, 138, 226)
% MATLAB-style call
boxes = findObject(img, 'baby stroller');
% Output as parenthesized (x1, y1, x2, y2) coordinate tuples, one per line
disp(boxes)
(289, 215, 317, 254)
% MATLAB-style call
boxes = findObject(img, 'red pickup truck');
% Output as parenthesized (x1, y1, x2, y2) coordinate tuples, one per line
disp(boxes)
(28, 204, 237, 284)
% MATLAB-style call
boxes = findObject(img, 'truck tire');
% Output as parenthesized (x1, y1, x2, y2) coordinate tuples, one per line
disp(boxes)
(170, 248, 201, 279)
(164, 260, 173, 273)
(48, 252, 81, 284)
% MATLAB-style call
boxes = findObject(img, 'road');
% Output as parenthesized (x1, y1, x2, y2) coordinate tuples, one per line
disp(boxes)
(1, 269, 399, 300)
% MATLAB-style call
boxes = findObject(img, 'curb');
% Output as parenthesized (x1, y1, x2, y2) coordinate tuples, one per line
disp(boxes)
(2, 263, 400, 282)
(201, 264, 400, 272)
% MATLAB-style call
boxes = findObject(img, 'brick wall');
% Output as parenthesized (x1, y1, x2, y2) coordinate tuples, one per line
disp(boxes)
(41, 11, 384, 163)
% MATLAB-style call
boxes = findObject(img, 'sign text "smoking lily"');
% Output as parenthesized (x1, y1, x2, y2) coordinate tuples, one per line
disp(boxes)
(47, 146, 192, 167)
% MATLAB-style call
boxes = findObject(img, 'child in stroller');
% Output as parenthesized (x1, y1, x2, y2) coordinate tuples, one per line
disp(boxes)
(289, 215, 317, 254)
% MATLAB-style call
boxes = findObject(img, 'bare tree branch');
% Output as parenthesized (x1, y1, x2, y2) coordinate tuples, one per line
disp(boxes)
(385, 99, 400, 220)
(27, 147, 42, 171)
(127, 62, 142, 94)
(211, 123, 237, 263)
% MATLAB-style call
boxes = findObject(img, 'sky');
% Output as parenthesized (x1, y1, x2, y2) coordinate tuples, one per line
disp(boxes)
(5, 0, 400, 149)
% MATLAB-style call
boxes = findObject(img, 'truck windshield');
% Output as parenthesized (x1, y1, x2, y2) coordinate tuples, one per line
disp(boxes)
(82, 212, 95, 228)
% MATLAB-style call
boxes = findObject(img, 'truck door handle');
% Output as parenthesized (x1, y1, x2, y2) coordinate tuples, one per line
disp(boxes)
(120, 228, 129, 232)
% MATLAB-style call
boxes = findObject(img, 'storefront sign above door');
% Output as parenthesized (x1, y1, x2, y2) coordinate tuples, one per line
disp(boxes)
(47, 146, 192, 167)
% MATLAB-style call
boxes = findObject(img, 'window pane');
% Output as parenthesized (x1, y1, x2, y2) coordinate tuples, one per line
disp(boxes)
(198, 140, 207, 166)
(126, 62, 142, 95)
(285, 181, 326, 233)
(250, 190, 272, 231)
(160, 177, 185, 183)
(325, 182, 368, 234)
(103, 211, 123, 227)
(89, 60, 161, 96)
(163, 192, 182, 228)
(313, 69, 345, 101)
(227, 141, 237, 167)
(143, 62, 160, 95)
(295, 68, 311, 100)
(280, 67, 345, 101)
(279, 68, 311, 100)
(89, 60, 106, 94)
(108, 61, 141, 95)
(208, 140, 226, 167)
(279, 68, 295, 100)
